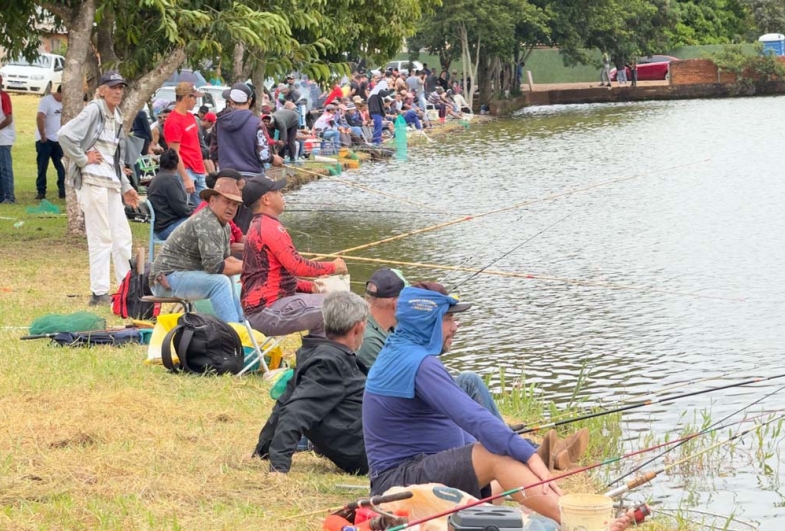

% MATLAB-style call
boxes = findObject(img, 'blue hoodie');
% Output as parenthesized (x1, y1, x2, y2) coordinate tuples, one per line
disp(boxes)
(215, 108, 269, 173)
(363, 288, 536, 485)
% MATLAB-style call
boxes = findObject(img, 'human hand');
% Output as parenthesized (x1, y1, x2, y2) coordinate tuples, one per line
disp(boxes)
(123, 188, 140, 209)
(86, 150, 103, 165)
(123, 167, 133, 176)
(271, 155, 284, 167)
(526, 454, 563, 496)
(276, 140, 284, 147)
(183, 176, 195, 194)
(332, 257, 348, 274)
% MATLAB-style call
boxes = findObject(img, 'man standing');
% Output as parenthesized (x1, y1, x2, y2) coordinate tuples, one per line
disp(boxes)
(0, 73, 16, 204)
(240, 175, 347, 337)
(59, 71, 140, 305)
(35, 85, 65, 200)
(149, 176, 244, 323)
(252, 291, 369, 474)
(164, 82, 207, 204)
(215, 83, 280, 176)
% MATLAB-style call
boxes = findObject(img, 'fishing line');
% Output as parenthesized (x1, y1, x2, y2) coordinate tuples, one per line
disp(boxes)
(515, 373, 785, 435)
(605, 381, 785, 489)
(446, 211, 574, 291)
(310, 158, 711, 259)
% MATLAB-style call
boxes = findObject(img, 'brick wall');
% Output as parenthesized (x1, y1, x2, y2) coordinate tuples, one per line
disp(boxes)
(671, 57, 785, 85)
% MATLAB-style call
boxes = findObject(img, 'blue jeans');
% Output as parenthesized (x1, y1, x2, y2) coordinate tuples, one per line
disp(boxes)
(454, 372, 503, 421)
(154, 217, 187, 240)
(0, 145, 15, 202)
(404, 110, 423, 130)
(151, 270, 243, 323)
(36, 140, 65, 196)
(417, 92, 428, 111)
(371, 114, 383, 144)
(321, 130, 340, 151)
(185, 169, 206, 206)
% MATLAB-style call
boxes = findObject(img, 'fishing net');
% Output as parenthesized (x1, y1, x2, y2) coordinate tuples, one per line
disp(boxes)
(28, 312, 106, 335)
(25, 199, 61, 215)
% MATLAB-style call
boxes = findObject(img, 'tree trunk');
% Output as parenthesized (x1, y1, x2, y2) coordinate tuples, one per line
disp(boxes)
(232, 42, 245, 83)
(478, 54, 493, 105)
(121, 47, 186, 132)
(251, 58, 267, 114)
(96, 10, 118, 67)
(61, 0, 97, 236)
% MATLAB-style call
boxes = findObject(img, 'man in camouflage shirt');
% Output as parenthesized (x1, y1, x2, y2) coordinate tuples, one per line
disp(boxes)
(150, 175, 245, 322)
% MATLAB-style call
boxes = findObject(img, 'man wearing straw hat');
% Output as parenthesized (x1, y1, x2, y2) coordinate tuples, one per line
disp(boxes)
(149, 175, 245, 323)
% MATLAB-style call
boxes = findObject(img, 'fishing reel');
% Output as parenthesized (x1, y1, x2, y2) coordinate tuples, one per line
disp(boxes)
(324, 491, 412, 531)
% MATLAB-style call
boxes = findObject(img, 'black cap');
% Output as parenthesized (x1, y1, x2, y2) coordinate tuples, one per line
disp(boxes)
(99, 71, 127, 88)
(366, 268, 407, 298)
(242, 175, 287, 206)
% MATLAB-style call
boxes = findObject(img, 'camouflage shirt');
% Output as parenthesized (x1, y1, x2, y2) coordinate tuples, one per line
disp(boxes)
(150, 207, 230, 285)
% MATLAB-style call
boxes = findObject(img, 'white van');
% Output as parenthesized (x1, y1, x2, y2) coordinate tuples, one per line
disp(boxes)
(0, 53, 65, 95)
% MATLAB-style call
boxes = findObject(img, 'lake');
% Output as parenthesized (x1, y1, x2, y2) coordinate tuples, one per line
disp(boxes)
(284, 96, 785, 529)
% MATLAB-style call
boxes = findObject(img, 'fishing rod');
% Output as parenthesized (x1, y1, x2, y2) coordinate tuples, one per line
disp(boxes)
(604, 413, 785, 499)
(309, 158, 711, 260)
(302, 252, 747, 302)
(444, 211, 574, 290)
(286, 208, 463, 215)
(384, 414, 777, 531)
(284, 164, 450, 215)
(605, 381, 785, 489)
(515, 372, 785, 435)
(284, 490, 413, 521)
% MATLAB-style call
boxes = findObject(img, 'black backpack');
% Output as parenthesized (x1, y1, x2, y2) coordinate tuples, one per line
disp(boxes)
(112, 248, 159, 320)
(161, 313, 245, 375)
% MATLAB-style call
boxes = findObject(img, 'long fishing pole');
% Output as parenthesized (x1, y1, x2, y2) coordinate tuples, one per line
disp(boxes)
(385, 414, 776, 531)
(286, 209, 460, 215)
(515, 373, 785, 435)
(301, 252, 747, 302)
(309, 158, 711, 260)
(604, 413, 785, 499)
(605, 381, 785, 488)
(445, 211, 574, 290)
(284, 164, 450, 215)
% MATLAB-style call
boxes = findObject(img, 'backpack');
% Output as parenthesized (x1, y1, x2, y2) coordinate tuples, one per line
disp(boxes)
(112, 248, 160, 320)
(160, 313, 245, 375)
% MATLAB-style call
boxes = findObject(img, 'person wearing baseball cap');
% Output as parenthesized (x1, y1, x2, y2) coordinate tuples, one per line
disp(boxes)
(240, 175, 348, 337)
(214, 83, 281, 177)
(58, 70, 140, 306)
(164, 82, 207, 205)
(149, 176, 245, 323)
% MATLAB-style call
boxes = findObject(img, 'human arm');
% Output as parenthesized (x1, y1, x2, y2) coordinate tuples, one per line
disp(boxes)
(164, 117, 195, 193)
(196, 223, 235, 274)
(264, 218, 344, 277)
(36, 110, 47, 141)
(223, 256, 243, 276)
(167, 142, 195, 193)
(0, 93, 12, 130)
(268, 357, 348, 472)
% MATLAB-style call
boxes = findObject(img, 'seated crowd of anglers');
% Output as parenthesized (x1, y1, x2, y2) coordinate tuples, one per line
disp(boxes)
(57, 71, 637, 530)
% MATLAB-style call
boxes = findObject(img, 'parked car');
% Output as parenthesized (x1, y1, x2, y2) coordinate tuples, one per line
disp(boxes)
(0, 53, 64, 95)
(611, 55, 678, 82)
(197, 85, 229, 113)
(371, 60, 425, 77)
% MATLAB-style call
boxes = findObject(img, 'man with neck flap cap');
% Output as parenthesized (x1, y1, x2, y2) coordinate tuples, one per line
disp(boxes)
(363, 281, 573, 527)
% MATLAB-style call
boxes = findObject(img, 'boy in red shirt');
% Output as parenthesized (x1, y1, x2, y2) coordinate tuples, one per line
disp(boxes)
(240, 175, 347, 336)
(164, 82, 206, 205)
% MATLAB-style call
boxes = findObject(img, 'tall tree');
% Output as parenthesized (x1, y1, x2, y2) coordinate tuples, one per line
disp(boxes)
(744, 0, 785, 35)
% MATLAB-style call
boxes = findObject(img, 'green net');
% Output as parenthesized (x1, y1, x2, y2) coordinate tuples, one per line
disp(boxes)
(270, 369, 294, 399)
(25, 199, 62, 215)
(29, 312, 106, 335)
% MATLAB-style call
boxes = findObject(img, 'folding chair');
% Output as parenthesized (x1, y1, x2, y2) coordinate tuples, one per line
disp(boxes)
(137, 155, 159, 185)
(145, 199, 165, 262)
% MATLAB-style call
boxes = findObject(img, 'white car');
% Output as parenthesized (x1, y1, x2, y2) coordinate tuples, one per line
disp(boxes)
(152, 86, 217, 113)
(197, 85, 229, 113)
(0, 53, 65, 95)
(371, 60, 424, 77)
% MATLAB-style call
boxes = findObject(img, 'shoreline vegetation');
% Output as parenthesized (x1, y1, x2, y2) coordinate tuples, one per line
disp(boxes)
(0, 94, 776, 531)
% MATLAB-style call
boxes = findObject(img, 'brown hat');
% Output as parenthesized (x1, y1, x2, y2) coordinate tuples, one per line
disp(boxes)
(199, 177, 243, 203)
(175, 82, 204, 98)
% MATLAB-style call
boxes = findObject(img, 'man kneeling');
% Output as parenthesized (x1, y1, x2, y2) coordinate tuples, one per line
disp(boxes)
(253, 291, 369, 474)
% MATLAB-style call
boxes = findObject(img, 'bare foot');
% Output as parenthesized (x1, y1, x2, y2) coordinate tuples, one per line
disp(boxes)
(609, 509, 636, 531)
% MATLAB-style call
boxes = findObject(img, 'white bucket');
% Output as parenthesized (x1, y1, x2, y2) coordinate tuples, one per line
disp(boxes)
(559, 494, 614, 531)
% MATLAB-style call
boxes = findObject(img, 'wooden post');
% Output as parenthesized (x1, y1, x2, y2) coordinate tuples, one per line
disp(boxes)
(527, 70, 534, 92)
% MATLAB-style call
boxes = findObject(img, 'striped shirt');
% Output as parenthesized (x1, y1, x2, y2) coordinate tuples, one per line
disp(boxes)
(81, 110, 121, 190)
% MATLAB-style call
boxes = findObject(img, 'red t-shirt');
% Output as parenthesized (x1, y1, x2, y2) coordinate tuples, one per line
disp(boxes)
(323, 87, 344, 107)
(163, 110, 206, 174)
(241, 213, 335, 314)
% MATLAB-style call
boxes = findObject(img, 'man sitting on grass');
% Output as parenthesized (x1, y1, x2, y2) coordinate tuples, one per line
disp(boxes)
(253, 291, 369, 474)
(363, 282, 597, 527)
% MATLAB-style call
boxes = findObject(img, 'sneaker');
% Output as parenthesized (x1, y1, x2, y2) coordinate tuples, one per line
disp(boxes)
(35, 193, 46, 200)
(88, 293, 112, 306)
(58, 191, 66, 199)
(1, 198, 15, 204)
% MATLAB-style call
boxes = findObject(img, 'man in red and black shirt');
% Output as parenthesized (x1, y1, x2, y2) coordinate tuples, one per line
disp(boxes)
(241, 175, 348, 337)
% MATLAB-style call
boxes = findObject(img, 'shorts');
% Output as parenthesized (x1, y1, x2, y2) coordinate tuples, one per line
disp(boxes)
(370, 444, 491, 499)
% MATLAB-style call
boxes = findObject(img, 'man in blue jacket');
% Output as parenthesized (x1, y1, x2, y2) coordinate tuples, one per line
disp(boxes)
(363, 282, 569, 524)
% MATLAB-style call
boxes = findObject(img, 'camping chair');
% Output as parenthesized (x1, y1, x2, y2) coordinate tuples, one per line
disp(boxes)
(145, 199, 165, 262)
(137, 155, 159, 184)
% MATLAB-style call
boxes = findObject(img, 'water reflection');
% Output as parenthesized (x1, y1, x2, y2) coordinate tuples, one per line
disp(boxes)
(284, 97, 785, 525)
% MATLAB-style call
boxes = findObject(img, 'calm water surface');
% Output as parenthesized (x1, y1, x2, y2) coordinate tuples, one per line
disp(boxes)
(284, 97, 785, 529)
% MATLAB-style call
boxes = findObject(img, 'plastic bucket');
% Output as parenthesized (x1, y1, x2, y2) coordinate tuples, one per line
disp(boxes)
(559, 494, 614, 531)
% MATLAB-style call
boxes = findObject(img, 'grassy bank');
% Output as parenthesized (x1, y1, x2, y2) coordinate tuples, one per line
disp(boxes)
(0, 93, 712, 530)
